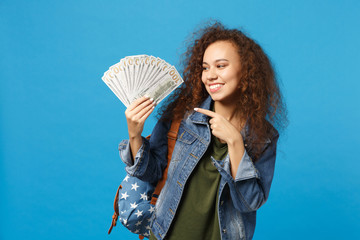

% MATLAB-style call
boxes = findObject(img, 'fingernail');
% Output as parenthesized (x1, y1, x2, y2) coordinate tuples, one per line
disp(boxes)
(194, 108, 198, 111)
(150, 98, 154, 102)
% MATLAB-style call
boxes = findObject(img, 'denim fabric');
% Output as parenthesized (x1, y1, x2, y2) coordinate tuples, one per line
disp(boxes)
(119, 96, 279, 240)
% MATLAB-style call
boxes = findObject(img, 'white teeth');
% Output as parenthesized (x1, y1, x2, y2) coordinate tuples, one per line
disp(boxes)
(209, 84, 223, 90)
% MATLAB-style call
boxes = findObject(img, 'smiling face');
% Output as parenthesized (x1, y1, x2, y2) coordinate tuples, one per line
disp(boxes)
(201, 40, 242, 104)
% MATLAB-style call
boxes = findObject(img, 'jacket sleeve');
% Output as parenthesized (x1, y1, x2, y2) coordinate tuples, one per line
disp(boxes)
(118, 120, 171, 184)
(213, 132, 279, 213)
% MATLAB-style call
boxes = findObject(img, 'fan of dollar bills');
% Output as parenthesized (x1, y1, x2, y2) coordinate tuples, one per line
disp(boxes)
(102, 55, 184, 107)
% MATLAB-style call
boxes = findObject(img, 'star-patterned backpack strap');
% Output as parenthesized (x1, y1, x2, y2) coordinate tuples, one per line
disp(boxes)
(150, 118, 181, 205)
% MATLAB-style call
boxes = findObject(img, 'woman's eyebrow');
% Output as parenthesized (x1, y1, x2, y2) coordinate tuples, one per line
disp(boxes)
(215, 59, 229, 62)
(202, 59, 229, 65)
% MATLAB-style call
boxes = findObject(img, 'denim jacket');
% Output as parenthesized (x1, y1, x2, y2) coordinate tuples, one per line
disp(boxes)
(119, 96, 279, 240)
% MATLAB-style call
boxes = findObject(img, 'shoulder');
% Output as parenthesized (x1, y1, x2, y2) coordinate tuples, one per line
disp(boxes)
(246, 119, 279, 143)
(246, 120, 279, 159)
(266, 120, 279, 142)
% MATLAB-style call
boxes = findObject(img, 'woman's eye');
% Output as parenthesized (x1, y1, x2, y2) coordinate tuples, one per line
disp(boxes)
(202, 66, 209, 70)
(217, 64, 226, 68)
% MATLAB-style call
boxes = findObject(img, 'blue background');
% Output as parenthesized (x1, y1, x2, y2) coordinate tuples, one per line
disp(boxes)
(1, 0, 359, 239)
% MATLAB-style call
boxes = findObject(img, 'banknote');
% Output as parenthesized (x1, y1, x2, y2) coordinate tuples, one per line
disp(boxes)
(102, 55, 183, 107)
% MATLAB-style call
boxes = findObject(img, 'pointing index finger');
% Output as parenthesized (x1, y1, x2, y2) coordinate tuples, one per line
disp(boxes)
(194, 108, 217, 118)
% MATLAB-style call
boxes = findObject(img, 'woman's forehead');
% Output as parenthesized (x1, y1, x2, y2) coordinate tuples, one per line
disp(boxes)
(203, 41, 240, 62)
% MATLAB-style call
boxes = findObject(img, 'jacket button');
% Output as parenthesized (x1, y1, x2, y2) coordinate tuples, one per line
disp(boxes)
(220, 201, 224, 205)
(222, 229, 227, 233)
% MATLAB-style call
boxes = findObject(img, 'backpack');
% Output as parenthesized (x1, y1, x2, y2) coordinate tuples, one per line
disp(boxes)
(108, 120, 181, 238)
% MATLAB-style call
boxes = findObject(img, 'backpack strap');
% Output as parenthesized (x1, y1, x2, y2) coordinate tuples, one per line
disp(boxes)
(108, 184, 122, 234)
(150, 119, 181, 205)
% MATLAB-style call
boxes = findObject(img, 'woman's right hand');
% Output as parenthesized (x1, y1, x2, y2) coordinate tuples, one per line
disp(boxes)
(125, 96, 155, 138)
(125, 96, 155, 159)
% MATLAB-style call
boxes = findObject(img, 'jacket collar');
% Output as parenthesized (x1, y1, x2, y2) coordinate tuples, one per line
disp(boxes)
(188, 96, 213, 124)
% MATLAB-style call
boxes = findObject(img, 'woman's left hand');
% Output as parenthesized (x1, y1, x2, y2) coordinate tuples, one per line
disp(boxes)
(194, 108, 243, 146)
(195, 107, 246, 178)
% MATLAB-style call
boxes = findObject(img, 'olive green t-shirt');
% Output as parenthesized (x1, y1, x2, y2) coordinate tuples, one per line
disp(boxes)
(150, 134, 228, 240)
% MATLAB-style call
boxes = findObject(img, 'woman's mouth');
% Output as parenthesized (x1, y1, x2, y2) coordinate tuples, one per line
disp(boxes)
(209, 84, 223, 93)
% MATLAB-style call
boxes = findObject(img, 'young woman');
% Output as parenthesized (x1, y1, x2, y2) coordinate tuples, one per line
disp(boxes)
(119, 22, 288, 240)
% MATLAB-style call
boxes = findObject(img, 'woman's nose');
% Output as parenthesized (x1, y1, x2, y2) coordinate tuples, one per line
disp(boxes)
(207, 68, 217, 80)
